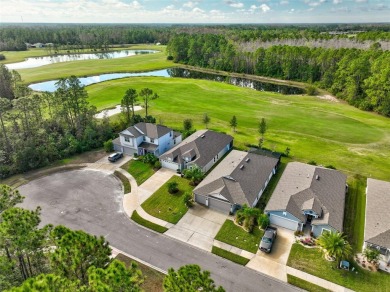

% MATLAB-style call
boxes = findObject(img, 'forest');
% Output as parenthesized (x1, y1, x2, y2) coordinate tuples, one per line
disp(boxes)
(166, 33, 390, 117)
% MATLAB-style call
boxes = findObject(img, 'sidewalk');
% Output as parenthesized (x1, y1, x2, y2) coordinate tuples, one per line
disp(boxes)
(213, 239, 255, 260)
(286, 267, 354, 292)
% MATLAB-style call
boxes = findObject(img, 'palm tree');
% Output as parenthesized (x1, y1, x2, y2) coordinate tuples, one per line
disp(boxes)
(316, 231, 352, 261)
(235, 205, 260, 233)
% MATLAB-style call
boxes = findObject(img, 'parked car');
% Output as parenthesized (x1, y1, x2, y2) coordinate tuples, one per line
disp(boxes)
(259, 226, 277, 253)
(108, 152, 123, 162)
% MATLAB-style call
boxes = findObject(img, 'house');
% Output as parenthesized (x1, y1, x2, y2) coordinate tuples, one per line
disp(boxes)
(193, 150, 279, 214)
(160, 130, 233, 173)
(363, 178, 390, 271)
(113, 122, 181, 157)
(265, 162, 347, 237)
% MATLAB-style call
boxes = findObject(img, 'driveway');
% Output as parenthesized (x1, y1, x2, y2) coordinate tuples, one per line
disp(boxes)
(17, 169, 298, 292)
(86, 153, 132, 172)
(246, 226, 295, 282)
(165, 204, 228, 251)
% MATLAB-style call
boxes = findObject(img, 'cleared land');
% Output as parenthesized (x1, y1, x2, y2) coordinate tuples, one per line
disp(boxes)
(87, 77, 390, 180)
(1, 45, 177, 84)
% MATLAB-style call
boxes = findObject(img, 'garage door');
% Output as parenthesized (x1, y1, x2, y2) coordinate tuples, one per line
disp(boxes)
(194, 193, 207, 205)
(161, 160, 178, 171)
(208, 197, 231, 214)
(269, 214, 298, 231)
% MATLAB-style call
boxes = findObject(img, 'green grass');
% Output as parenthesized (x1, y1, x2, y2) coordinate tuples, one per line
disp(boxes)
(113, 170, 131, 193)
(9, 45, 178, 84)
(287, 243, 390, 292)
(287, 274, 331, 292)
(131, 210, 168, 233)
(115, 253, 165, 292)
(141, 176, 194, 224)
(257, 157, 290, 212)
(214, 220, 264, 254)
(343, 175, 367, 252)
(122, 160, 156, 186)
(211, 246, 250, 265)
(86, 76, 390, 181)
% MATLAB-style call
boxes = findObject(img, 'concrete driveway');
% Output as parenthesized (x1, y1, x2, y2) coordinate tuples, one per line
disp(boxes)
(87, 154, 132, 172)
(246, 226, 295, 282)
(165, 204, 228, 251)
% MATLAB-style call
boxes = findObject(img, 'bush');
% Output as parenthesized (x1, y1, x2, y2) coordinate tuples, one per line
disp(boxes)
(167, 55, 174, 60)
(258, 214, 270, 230)
(167, 181, 179, 194)
(307, 160, 317, 165)
(154, 161, 161, 170)
(0, 54, 5, 60)
(325, 165, 336, 169)
(183, 192, 194, 208)
(142, 153, 158, 165)
(306, 85, 318, 96)
(103, 139, 114, 152)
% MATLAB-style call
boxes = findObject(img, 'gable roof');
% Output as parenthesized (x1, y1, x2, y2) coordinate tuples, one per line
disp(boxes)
(194, 150, 279, 206)
(364, 178, 390, 248)
(120, 122, 172, 139)
(265, 162, 347, 231)
(160, 130, 233, 169)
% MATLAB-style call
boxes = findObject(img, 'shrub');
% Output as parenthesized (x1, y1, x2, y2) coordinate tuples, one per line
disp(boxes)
(363, 247, 380, 263)
(325, 165, 336, 169)
(142, 153, 158, 165)
(307, 160, 317, 165)
(305, 85, 318, 96)
(183, 192, 194, 208)
(257, 214, 270, 230)
(154, 161, 161, 170)
(103, 139, 113, 152)
(167, 55, 174, 60)
(183, 167, 205, 186)
(0, 54, 5, 60)
(167, 181, 179, 194)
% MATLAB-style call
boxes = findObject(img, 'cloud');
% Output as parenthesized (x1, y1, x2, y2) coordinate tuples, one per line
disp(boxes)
(225, 1, 244, 8)
(259, 4, 270, 12)
(165, 5, 175, 10)
(333, 0, 342, 4)
(192, 7, 204, 13)
(183, 1, 196, 8)
(280, 0, 289, 5)
(355, 0, 367, 2)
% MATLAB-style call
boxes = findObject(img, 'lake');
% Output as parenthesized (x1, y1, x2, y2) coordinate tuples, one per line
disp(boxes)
(5, 50, 158, 70)
(29, 68, 305, 95)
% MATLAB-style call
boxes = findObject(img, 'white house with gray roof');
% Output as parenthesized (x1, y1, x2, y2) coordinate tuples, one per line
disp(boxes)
(193, 150, 279, 214)
(265, 162, 347, 237)
(364, 178, 390, 271)
(113, 122, 181, 157)
(159, 130, 233, 173)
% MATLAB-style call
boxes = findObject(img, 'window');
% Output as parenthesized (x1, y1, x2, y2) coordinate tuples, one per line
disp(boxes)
(217, 154, 219, 159)
(170, 131, 172, 137)
(150, 138, 154, 143)
(124, 137, 130, 142)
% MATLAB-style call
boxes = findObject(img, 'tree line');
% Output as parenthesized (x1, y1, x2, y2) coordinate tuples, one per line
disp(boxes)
(0, 185, 224, 291)
(167, 33, 390, 117)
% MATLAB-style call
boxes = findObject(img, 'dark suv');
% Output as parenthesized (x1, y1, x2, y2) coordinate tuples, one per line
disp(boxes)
(259, 226, 277, 253)
(108, 152, 123, 162)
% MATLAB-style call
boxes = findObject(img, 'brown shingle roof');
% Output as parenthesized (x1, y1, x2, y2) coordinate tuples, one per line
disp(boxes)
(365, 178, 390, 248)
(265, 162, 347, 231)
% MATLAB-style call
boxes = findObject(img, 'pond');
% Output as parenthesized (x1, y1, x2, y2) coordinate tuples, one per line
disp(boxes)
(29, 68, 305, 95)
(5, 50, 158, 70)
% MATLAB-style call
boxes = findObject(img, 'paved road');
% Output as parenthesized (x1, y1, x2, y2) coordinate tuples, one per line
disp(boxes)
(18, 169, 299, 292)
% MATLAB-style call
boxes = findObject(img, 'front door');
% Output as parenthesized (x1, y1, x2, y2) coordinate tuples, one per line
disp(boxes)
(306, 215, 314, 224)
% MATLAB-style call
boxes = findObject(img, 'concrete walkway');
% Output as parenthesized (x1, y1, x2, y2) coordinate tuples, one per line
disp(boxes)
(286, 267, 354, 292)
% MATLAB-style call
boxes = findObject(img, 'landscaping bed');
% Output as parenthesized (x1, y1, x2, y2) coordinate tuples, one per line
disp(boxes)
(141, 176, 194, 224)
(121, 159, 156, 186)
(287, 243, 390, 292)
(131, 210, 168, 233)
(115, 253, 165, 292)
(214, 220, 263, 254)
(211, 246, 249, 266)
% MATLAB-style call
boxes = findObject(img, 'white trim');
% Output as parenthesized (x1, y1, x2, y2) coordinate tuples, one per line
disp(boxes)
(270, 213, 298, 223)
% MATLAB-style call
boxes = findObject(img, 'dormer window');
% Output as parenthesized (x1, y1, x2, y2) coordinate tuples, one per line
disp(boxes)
(150, 138, 154, 143)
(125, 137, 130, 142)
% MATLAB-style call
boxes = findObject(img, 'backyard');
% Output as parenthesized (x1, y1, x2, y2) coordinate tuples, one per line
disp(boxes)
(141, 176, 194, 224)
(214, 220, 264, 254)
(287, 243, 390, 292)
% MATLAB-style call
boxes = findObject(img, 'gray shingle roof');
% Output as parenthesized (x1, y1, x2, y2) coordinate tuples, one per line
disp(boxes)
(194, 150, 279, 206)
(365, 178, 390, 248)
(265, 162, 347, 232)
(160, 130, 233, 170)
(120, 122, 172, 139)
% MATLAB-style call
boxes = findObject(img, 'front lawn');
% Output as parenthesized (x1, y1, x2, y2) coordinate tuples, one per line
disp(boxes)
(211, 246, 250, 266)
(122, 159, 156, 186)
(287, 243, 390, 292)
(214, 220, 263, 254)
(343, 174, 366, 252)
(141, 176, 194, 224)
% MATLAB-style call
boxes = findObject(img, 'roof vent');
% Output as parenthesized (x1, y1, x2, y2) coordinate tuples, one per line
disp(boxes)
(240, 165, 244, 170)
(245, 158, 250, 162)
(316, 175, 319, 180)
(201, 135, 205, 138)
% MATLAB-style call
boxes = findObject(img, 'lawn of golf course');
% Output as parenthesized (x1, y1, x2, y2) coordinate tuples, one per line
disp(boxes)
(2, 46, 389, 180)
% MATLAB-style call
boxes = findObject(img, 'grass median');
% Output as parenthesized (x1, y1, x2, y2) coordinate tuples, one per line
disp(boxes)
(211, 246, 250, 266)
(113, 170, 131, 193)
(131, 210, 168, 233)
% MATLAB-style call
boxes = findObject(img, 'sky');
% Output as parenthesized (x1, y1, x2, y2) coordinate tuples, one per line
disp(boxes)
(0, 0, 389, 24)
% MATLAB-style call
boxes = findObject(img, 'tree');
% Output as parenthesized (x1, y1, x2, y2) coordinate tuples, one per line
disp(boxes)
(0, 98, 12, 156)
(87, 259, 143, 292)
(167, 181, 179, 194)
(163, 264, 224, 292)
(183, 167, 205, 186)
(235, 205, 260, 233)
(103, 139, 113, 153)
(229, 115, 237, 132)
(183, 119, 193, 132)
(183, 192, 194, 208)
(202, 113, 210, 129)
(8, 273, 81, 292)
(258, 118, 267, 148)
(0, 184, 24, 215)
(49, 225, 111, 285)
(139, 88, 159, 118)
(316, 231, 352, 261)
(121, 88, 138, 125)
(257, 214, 270, 230)
(0, 64, 14, 100)
(363, 247, 380, 264)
